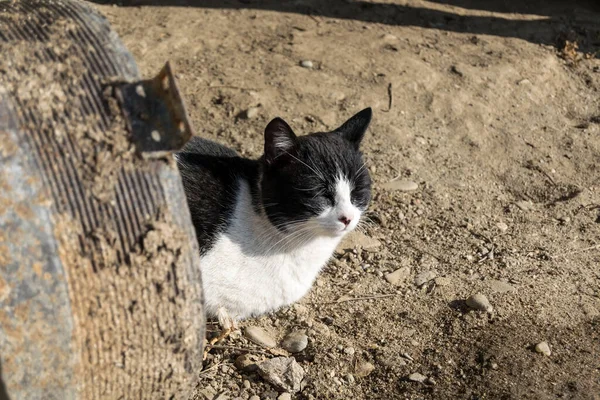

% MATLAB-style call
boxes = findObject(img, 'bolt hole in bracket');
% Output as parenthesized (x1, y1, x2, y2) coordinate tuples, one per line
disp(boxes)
(111, 61, 194, 158)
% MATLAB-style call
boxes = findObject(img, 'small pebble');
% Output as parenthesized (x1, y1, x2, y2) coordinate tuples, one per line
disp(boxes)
(383, 179, 418, 192)
(244, 326, 276, 348)
(466, 293, 493, 312)
(434, 276, 451, 286)
(262, 392, 279, 400)
(256, 357, 305, 393)
(408, 372, 427, 382)
(242, 106, 259, 119)
(382, 33, 398, 41)
(355, 361, 375, 377)
(278, 393, 292, 400)
(249, 396, 260, 400)
(344, 347, 355, 356)
(346, 373, 355, 384)
(558, 215, 571, 224)
(243, 380, 251, 389)
(414, 271, 437, 287)
(337, 231, 381, 252)
(488, 279, 515, 293)
(385, 267, 410, 286)
(294, 304, 309, 316)
(535, 341, 552, 356)
(516, 200, 534, 211)
(281, 331, 308, 353)
(151, 130, 161, 142)
(197, 386, 217, 400)
(234, 353, 260, 372)
(300, 60, 314, 68)
(135, 84, 146, 98)
(496, 222, 508, 232)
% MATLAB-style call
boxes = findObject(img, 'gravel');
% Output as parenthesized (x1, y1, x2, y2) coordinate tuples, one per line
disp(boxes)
(466, 293, 493, 312)
(382, 179, 418, 191)
(488, 279, 515, 293)
(408, 372, 427, 382)
(242, 106, 259, 119)
(385, 267, 411, 285)
(414, 271, 437, 287)
(337, 231, 381, 252)
(234, 353, 260, 372)
(300, 60, 314, 68)
(256, 357, 305, 393)
(535, 341, 552, 356)
(516, 200, 534, 211)
(496, 222, 509, 232)
(354, 361, 375, 377)
(281, 331, 309, 353)
(244, 326, 277, 348)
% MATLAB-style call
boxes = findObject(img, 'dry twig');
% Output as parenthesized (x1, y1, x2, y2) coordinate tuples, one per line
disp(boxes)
(382, 83, 393, 112)
(206, 345, 272, 356)
(331, 293, 396, 304)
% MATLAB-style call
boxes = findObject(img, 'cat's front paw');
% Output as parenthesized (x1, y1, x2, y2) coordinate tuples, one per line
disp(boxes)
(217, 306, 238, 331)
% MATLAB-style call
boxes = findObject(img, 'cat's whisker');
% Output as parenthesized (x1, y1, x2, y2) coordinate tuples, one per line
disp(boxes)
(261, 203, 280, 208)
(311, 189, 326, 200)
(292, 231, 317, 251)
(284, 151, 326, 182)
(282, 230, 317, 255)
(306, 152, 328, 184)
(358, 220, 375, 230)
(356, 161, 368, 177)
(356, 221, 370, 233)
(263, 225, 316, 255)
(252, 220, 313, 246)
(293, 186, 322, 192)
(355, 225, 366, 235)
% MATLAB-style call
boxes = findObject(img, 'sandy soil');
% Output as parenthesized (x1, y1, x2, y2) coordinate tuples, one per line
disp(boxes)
(95, 1, 600, 398)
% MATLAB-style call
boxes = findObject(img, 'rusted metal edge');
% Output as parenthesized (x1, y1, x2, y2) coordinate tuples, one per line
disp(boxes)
(111, 61, 194, 158)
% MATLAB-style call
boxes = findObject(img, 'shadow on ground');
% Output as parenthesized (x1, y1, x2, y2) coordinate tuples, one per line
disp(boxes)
(89, 0, 600, 53)
(0, 359, 9, 400)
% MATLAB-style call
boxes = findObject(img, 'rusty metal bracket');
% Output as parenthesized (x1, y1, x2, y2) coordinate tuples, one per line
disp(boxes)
(113, 61, 194, 157)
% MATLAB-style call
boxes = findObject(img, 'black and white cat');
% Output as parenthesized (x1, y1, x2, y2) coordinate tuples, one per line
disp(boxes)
(176, 108, 372, 329)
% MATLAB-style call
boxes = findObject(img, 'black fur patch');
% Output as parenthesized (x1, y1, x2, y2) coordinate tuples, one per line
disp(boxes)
(176, 137, 259, 254)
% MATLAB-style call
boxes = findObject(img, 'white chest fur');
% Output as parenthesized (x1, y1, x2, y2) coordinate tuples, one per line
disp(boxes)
(200, 180, 343, 321)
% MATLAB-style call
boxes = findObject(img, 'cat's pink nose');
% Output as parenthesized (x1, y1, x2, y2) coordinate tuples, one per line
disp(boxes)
(339, 216, 352, 227)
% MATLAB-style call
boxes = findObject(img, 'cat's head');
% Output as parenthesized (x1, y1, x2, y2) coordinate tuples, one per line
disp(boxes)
(260, 108, 372, 239)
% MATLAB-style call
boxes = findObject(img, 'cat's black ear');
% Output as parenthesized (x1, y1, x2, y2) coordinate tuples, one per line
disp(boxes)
(334, 107, 372, 148)
(264, 117, 297, 164)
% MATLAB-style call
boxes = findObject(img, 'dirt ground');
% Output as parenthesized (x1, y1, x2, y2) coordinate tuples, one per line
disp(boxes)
(95, 1, 600, 398)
